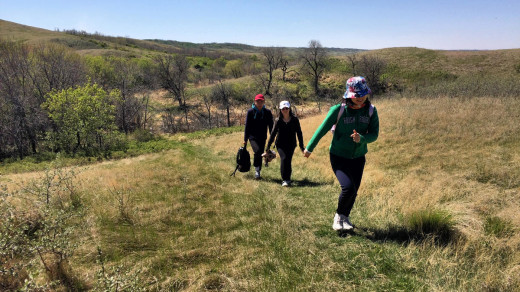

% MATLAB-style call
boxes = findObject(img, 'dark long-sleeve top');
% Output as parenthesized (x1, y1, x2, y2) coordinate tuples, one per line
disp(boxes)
(266, 116, 305, 151)
(244, 107, 273, 143)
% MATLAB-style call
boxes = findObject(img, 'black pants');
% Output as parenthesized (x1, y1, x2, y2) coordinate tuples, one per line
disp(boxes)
(249, 139, 266, 169)
(330, 153, 366, 217)
(277, 146, 295, 181)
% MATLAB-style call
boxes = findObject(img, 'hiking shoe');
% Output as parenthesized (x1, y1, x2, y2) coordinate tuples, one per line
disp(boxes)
(342, 216, 354, 230)
(282, 181, 289, 187)
(332, 213, 343, 231)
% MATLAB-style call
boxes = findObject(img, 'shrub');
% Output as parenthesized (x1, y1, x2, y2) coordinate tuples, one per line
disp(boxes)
(42, 82, 122, 155)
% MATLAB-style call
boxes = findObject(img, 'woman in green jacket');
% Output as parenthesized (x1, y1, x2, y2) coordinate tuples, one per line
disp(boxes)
(304, 76, 379, 231)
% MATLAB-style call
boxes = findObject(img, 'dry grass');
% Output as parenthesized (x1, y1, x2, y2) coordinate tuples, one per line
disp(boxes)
(2, 96, 519, 290)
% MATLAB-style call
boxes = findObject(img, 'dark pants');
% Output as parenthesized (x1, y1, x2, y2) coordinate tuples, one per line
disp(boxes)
(249, 139, 266, 169)
(277, 146, 295, 181)
(330, 153, 366, 217)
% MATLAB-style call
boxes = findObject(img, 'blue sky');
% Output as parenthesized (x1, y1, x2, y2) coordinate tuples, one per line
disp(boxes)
(1, 0, 519, 50)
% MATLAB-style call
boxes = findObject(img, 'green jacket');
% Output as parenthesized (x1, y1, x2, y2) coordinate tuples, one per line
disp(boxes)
(306, 103, 379, 159)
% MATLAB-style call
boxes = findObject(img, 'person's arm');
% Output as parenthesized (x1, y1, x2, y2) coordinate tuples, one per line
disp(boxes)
(305, 105, 340, 153)
(243, 110, 251, 145)
(267, 110, 274, 134)
(359, 107, 379, 144)
(266, 119, 279, 150)
(295, 118, 305, 151)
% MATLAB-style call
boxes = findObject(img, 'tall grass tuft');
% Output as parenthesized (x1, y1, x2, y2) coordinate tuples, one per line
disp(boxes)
(404, 209, 456, 244)
(484, 216, 514, 238)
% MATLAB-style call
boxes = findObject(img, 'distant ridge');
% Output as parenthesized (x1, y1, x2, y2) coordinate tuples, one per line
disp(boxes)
(1, 19, 363, 56)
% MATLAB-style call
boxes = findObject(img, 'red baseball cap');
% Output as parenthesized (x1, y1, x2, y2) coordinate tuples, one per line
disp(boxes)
(254, 94, 265, 101)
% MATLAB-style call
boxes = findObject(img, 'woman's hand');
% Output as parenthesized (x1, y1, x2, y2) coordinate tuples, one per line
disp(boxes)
(350, 129, 360, 143)
(303, 149, 311, 158)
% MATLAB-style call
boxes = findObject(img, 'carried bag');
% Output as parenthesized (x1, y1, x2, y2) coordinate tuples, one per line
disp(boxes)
(231, 146, 251, 176)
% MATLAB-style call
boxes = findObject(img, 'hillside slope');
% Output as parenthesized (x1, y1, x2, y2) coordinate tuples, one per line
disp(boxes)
(2, 96, 519, 290)
(1, 19, 362, 58)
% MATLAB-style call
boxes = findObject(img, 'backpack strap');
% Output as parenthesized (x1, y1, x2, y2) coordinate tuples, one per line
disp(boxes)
(369, 104, 374, 118)
(230, 148, 241, 176)
(331, 103, 346, 134)
(230, 165, 239, 176)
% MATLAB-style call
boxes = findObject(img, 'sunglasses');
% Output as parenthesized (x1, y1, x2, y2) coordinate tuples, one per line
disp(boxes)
(281, 107, 289, 110)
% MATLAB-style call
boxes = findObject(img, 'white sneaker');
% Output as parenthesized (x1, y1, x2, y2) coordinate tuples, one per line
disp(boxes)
(342, 216, 354, 230)
(281, 181, 289, 187)
(255, 171, 261, 179)
(332, 213, 343, 231)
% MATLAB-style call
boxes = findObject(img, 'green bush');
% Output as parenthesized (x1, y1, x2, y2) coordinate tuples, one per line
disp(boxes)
(131, 129, 158, 142)
(42, 82, 121, 155)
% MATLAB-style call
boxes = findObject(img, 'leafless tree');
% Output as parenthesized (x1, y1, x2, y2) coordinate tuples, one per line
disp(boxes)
(0, 40, 43, 158)
(300, 40, 329, 110)
(211, 80, 234, 127)
(300, 40, 329, 97)
(154, 54, 190, 127)
(261, 47, 283, 96)
(201, 92, 213, 129)
(347, 54, 358, 76)
(108, 58, 150, 134)
(154, 54, 189, 107)
(30, 43, 86, 103)
(356, 55, 387, 94)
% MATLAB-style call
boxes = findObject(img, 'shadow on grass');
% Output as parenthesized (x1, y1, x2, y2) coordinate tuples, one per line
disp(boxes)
(258, 176, 329, 187)
(341, 224, 460, 247)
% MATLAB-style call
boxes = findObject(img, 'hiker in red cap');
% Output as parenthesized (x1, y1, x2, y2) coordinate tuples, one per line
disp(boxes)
(243, 94, 273, 179)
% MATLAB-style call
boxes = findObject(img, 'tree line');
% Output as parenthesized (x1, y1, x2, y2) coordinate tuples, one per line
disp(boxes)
(0, 38, 387, 161)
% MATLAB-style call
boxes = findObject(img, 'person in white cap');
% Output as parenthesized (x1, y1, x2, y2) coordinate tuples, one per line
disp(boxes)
(304, 76, 379, 232)
(266, 100, 305, 187)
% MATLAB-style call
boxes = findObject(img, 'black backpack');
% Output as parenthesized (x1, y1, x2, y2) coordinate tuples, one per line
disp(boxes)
(231, 146, 251, 176)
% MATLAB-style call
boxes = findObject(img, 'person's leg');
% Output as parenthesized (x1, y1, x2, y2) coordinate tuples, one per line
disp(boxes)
(278, 146, 295, 182)
(330, 153, 365, 227)
(342, 156, 365, 216)
(249, 139, 266, 178)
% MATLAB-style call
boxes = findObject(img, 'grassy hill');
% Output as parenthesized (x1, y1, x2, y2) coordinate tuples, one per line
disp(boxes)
(0, 19, 361, 58)
(2, 95, 519, 290)
(1, 19, 520, 290)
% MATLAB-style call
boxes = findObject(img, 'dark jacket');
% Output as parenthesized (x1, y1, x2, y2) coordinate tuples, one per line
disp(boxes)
(266, 116, 305, 151)
(244, 106, 273, 143)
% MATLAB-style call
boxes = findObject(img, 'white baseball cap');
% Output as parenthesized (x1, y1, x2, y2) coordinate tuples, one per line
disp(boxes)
(279, 100, 290, 109)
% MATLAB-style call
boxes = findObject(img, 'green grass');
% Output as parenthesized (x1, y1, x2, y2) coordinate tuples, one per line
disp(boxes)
(2, 97, 520, 290)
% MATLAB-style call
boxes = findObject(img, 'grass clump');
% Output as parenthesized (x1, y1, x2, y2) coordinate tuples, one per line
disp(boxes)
(404, 209, 456, 244)
(484, 216, 514, 238)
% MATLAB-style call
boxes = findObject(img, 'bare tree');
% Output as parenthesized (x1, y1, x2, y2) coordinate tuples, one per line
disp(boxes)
(154, 54, 189, 107)
(300, 40, 329, 109)
(31, 43, 86, 103)
(300, 40, 328, 95)
(109, 58, 150, 134)
(154, 54, 190, 127)
(347, 54, 358, 76)
(261, 47, 283, 96)
(202, 93, 213, 129)
(0, 40, 42, 158)
(211, 80, 234, 127)
(356, 55, 387, 94)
